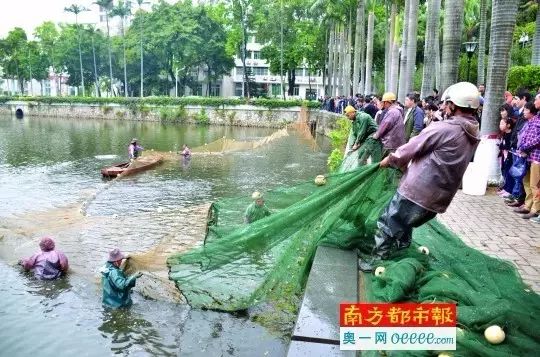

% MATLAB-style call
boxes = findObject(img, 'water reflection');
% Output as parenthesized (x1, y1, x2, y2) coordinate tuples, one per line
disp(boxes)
(99, 308, 177, 356)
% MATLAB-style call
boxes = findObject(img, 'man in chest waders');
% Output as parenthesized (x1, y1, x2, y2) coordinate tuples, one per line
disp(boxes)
(359, 82, 481, 271)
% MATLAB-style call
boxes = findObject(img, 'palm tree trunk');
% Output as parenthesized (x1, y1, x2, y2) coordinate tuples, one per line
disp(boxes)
(345, 13, 353, 96)
(322, 28, 328, 96)
(140, 13, 144, 97)
(353, 0, 365, 95)
(435, 31, 441, 91)
(405, 0, 419, 95)
(532, 0, 540, 65)
(91, 34, 100, 97)
(397, 0, 410, 102)
(480, 0, 519, 182)
(440, 0, 465, 94)
(420, 0, 441, 98)
(122, 17, 128, 97)
(365, 11, 374, 95)
(385, 2, 397, 91)
(75, 14, 85, 96)
(327, 25, 336, 96)
(390, 40, 400, 93)
(477, 0, 488, 84)
(105, 14, 114, 97)
(337, 26, 344, 95)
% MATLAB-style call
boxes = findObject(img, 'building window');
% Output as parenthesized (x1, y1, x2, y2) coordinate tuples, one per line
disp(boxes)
(253, 51, 261, 59)
(192, 84, 203, 96)
(236, 67, 244, 76)
(271, 84, 282, 96)
(293, 85, 300, 96)
(235, 83, 243, 97)
(210, 84, 221, 97)
(306, 89, 317, 100)
(250, 35, 256, 43)
(252, 67, 268, 76)
(295, 68, 304, 77)
(100, 15, 106, 22)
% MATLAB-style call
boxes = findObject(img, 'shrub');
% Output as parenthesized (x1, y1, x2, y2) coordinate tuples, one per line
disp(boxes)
(194, 108, 210, 125)
(326, 117, 351, 172)
(507, 65, 540, 93)
(0, 95, 320, 110)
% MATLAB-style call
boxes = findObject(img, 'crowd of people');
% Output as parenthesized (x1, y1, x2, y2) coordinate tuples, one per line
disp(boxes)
(320, 85, 539, 226)
(496, 90, 540, 223)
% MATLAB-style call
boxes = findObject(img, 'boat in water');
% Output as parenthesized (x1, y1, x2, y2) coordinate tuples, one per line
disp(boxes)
(101, 156, 163, 178)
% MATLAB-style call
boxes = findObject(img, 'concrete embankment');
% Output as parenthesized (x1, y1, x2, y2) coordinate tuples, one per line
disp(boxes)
(0, 101, 340, 135)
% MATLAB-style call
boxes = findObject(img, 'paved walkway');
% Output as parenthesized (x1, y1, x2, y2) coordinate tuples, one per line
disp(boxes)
(439, 189, 540, 293)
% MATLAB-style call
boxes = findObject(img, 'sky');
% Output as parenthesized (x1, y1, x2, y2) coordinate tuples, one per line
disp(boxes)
(0, 0, 174, 39)
(0, 0, 101, 38)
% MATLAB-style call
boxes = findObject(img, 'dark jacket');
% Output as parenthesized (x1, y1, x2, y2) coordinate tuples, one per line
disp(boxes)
(388, 114, 480, 213)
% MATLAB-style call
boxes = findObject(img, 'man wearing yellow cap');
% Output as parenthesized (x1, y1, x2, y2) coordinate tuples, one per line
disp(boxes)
(244, 191, 272, 224)
(343, 105, 378, 155)
(372, 92, 405, 156)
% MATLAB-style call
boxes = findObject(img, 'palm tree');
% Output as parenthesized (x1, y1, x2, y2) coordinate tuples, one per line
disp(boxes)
(111, 1, 131, 98)
(94, 0, 114, 96)
(404, 0, 419, 96)
(420, 0, 441, 98)
(397, 0, 410, 102)
(64, 4, 89, 96)
(135, 0, 148, 97)
(440, 0, 465, 94)
(480, 0, 519, 181)
(364, 2, 375, 94)
(482, 0, 519, 136)
(477, 0, 488, 85)
(385, 1, 397, 91)
(352, 0, 365, 95)
(531, 0, 540, 65)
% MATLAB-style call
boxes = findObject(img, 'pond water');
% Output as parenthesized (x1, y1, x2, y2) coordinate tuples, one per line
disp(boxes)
(0, 114, 330, 356)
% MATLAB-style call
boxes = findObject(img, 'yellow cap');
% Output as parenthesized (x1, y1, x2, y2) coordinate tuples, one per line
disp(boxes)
(344, 105, 356, 114)
(252, 191, 263, 200)
(382, 92, 397, 102)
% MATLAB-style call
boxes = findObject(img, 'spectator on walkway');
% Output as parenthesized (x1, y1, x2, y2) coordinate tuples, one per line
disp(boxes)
(515, 94, 540, 221)
(498, 104, 516, 198)
(404, 93, 425, 141)
(364, 95, 379, 119)
(19, 237, 69, 280)
(478, 84, 485, 97)
(424, 103, 441, 127)
(359, 82, 480, 271)
(372, 92, 405, 156)
(506, 94, 534, 207)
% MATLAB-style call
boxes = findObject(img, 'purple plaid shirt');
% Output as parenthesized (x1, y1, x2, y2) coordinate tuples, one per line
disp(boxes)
(519, 115, 540, 163)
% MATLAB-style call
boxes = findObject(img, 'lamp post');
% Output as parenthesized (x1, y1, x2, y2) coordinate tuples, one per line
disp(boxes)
(519, 33, 530, 48)
(463, 41, 478, 82)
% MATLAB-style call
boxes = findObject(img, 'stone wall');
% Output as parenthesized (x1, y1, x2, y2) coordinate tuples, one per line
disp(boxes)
(0, 101, 339, 134)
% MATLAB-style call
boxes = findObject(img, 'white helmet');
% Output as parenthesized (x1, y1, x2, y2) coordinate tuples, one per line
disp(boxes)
(445, 82, 480, 109)
(251, 191, 263, 200)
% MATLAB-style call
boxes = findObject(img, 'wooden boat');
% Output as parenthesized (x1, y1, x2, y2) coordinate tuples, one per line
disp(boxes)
(101, 156, 163, 178)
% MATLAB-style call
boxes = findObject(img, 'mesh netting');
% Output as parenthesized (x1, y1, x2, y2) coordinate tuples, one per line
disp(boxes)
(191, 128, 289, 154)
(167, 161, 540, 355)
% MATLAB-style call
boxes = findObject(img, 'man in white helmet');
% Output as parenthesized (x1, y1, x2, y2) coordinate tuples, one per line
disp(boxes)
(359, 82, 481, 271)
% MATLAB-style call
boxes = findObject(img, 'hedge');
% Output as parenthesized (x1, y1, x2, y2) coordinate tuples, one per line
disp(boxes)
(0, 95, 321, 109)
(507, 65, 540, 94)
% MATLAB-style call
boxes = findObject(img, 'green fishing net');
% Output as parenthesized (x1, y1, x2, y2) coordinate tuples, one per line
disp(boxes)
(167, 156, 540, 355)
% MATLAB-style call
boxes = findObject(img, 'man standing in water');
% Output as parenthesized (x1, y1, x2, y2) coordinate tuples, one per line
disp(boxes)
(359, 82, 481, 271)
(244, 192, 272, 224)
(101, 248, 143, 308)
(128, 138, 143, 161)
(19, 237, 69, 280)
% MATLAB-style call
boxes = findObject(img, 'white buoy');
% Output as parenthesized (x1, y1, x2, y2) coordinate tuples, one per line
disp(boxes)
(438, 353, 453, 357)
(418, 246, 430, 255)
(157, 207, 164, 213)
(314, 175, 327, 186)
(484, 325, 505, 344)
(374, 266, 386, 277)
(113, 214, 119, 219)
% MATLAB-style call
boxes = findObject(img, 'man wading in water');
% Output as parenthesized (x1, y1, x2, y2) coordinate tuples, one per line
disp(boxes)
(359, 82, 481, 271)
